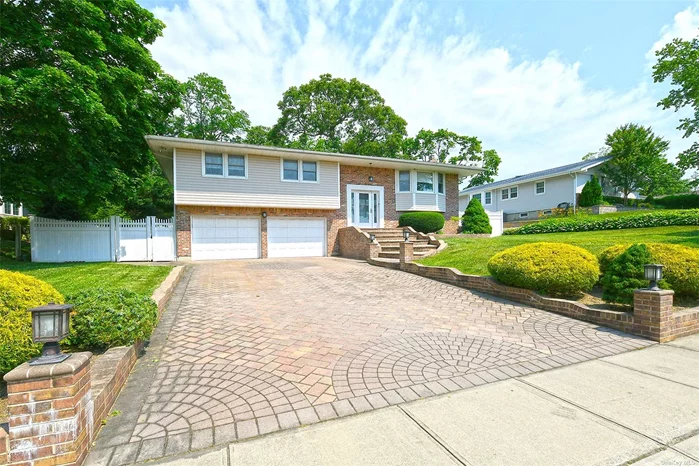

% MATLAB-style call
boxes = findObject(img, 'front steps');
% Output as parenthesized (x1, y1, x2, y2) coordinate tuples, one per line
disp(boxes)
(361, 228, 439, 259)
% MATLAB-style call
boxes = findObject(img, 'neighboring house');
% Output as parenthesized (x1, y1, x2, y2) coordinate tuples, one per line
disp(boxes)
(0, 201, 24, 217)
(147, 135, 480, 260)
(459, 157, 637, 222)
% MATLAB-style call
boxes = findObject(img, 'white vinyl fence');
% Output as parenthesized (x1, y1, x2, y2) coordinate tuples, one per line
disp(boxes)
(31, 216, 175, 263)
(487, 211, 504, 237)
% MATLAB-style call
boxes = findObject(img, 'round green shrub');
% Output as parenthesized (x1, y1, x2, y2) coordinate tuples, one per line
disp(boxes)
(0, 270, 64, 374)
(601, 244, 654, 305)
(398, 212, 445, 233)
(487, 242, 600, 297)
(599, 243, 699, 297)
(67, 288, 158, 350)
(461, 198, 492, 234)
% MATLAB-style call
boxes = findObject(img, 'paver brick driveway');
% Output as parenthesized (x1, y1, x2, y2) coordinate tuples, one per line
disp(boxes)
(88, 258, 653, 464)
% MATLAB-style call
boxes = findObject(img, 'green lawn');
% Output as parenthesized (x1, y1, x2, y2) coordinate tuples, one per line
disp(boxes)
(0, 260, 173, 296)
(419, 225, 699, 276)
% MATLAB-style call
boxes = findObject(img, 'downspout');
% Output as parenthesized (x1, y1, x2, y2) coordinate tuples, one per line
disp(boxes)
(569, 172, 577, 215)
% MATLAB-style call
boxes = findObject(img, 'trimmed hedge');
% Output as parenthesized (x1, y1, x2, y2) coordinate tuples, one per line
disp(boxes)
(504, 209, 699, 235)
(487, 242, 600, 297)
(67, 288, 158, 350)
(0, 270, 64, 374)
(654, 194, 699, 209)
(398, 212, 445, 233)
(599, 243, 699, 298)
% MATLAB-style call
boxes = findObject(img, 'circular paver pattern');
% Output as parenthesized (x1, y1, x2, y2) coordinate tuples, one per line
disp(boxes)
(132, 363, 310, 442)
(332, 332, 549, 398)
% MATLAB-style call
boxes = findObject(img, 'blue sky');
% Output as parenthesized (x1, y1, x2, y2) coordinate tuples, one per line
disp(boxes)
(139, 0, 699, 178)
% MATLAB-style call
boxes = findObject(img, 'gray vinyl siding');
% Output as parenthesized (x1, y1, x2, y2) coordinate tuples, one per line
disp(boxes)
(494, 174, 574, 214)
(175, 149, 340, 208)
(396, 192, 413, 211)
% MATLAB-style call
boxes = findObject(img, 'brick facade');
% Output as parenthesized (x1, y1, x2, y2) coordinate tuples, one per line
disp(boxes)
(176, 164, 461, 258)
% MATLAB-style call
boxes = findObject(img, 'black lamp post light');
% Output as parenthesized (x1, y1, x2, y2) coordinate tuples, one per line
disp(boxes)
(369, 233, 376, 242)
(644, 264, 664, 291)
(29, 302, 73, 366)
(403, 229, 410, 242)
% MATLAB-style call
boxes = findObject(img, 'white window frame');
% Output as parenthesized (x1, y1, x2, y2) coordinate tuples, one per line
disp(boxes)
(535, 180, 545, 196)
(416, 171, 435, 193)
(397, 170, 411, 193)
(281, 159, 319, 183)
(484, 191, 492, 205)
(472, 193, 482, 203)
(519, 212, 529, 218)
(437, 173, 445, 195)
(201, 151, 248, 179)
(227, 154, 248, 179)
(502, 186, 518, 201)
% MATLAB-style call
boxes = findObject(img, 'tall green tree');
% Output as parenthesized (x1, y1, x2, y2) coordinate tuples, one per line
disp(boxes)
(167, 73, 250, 142)
(269, 74, 408, 157)
(602, 124, 683, 203)
(244, 125, 273, 146)
(402, 129, 500, 188)
(0, 0, 181, 219)
(653, 36, 699, 172)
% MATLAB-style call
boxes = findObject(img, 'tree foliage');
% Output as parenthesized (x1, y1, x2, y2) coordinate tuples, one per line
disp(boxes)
(461, 198, 492, 234)
(269, 74, 408, 157)
(602, 123, 684, 202)
(0, 0, 181, 219)
(401, 129, 500, 187)
(244, 125, 273, 146)
(167, 73, 250, 142)
(653, 36, 699, 172)
(601, 244, 653, 305)
(579, 175, 604, 207)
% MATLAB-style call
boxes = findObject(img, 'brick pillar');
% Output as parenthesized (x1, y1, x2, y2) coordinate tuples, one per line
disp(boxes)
(0, 428, 8, 465)
(633, 289, 674, 342)
(260, 214, 268, 259)
(399, 241, 414, 270)
(4, 352, 93, 466)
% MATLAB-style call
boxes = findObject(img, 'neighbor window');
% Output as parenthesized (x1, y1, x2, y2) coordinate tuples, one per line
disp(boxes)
(472, 193, 482, 202)
(416, 172, 434, 192)
(283, 159, 299, 180)
(204, 153, 224, 176)
(484, 192, 492, 205)
(227, 155, 246, 177)
(398, 171, 411, 192)
(510, 187, 518, 198)
(501, 188, 509, 200)
(302, 161, 317, 182)
(438, 173, 445, 194)
(535, 181, 545, 195)
(519, 212, 529, 218)
(11, 204, 19, 216)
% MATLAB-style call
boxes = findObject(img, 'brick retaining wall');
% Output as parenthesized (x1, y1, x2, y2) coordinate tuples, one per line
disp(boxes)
(368, 259, 699, 343)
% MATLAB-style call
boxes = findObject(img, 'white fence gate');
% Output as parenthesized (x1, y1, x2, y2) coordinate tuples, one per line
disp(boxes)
(31, 216, 175, 263)
(487, 211, 504, 237)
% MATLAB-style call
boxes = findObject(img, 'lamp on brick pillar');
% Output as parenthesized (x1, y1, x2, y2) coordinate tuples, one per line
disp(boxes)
(29, 302, 72, 365)
(403, 229, 410, 242)
(644, 264, 664, 291)
(369, 233, 376, 242)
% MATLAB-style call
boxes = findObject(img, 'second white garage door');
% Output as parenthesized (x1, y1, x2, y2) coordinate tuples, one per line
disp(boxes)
(268, 218, 326, 258)
(191, 216, 260, 260)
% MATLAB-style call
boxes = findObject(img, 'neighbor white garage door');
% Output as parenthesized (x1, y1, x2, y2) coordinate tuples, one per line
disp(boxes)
(268, 218, 325, 258)
(191, 216, 260, 260)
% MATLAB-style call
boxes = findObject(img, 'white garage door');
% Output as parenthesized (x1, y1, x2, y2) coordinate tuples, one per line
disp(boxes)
(191, 216, 260, 260)
(268, 218, 326, 258)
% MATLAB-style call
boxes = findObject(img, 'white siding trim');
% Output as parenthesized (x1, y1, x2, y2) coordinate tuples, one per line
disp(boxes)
(173, 147, 177, 193)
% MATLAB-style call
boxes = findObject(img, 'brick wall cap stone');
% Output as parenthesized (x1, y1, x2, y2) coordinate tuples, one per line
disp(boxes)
(634, 289, 675, 297)
(4, 352, 92, 383)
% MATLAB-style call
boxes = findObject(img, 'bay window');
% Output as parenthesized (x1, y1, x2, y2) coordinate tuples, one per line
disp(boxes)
(416, 172, 434, 192)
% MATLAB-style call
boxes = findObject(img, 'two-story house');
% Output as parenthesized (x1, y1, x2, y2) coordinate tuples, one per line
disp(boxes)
(147, 136, 480, 260)
(459, 157, 639, 222)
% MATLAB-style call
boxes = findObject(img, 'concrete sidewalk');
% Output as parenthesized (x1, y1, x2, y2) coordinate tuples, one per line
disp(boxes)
(131, 335, 699, 466)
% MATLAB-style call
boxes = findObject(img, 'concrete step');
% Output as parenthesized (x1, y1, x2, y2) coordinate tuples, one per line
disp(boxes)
(378, 251, 433, 259)
(379, 244, 436, 252)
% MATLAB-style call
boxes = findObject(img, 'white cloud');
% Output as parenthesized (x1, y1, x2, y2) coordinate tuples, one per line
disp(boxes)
(646, 4, 699, 62)
(147, 0, 696, 179)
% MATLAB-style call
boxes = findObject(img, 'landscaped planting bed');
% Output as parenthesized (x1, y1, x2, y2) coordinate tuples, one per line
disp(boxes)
(505, 209, 699, 235)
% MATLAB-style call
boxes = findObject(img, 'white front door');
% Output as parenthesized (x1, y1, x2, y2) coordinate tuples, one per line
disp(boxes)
(350, 190, 381, 228)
